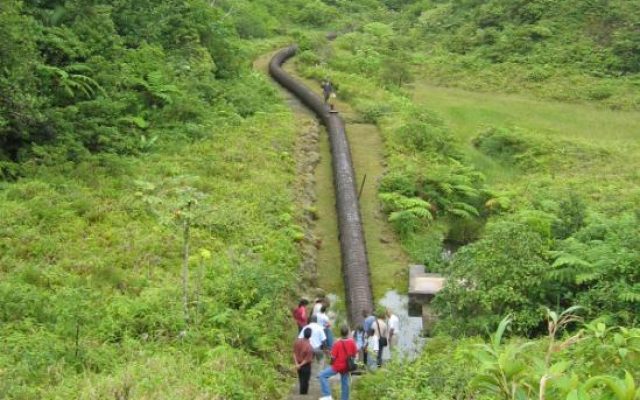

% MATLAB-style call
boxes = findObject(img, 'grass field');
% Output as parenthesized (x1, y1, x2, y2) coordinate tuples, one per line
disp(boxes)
(412, 82, 640, 187)
(413, 82, 640, 143)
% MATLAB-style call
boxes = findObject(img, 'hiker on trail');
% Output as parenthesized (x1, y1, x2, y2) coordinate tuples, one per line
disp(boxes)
(321, 80, 333, 104)
(352, 324, 366, 363)
(386, 308, 400, 351)
(362, 309, 375, 334)
(364, 328, 379, 371)
(317, 304, 334, 350)
(318, 325, 357, 400)
(373, 310, 388, 367)
(298, 315, 327, 363)
(293, 299, 309, 333)
(312, 297, 324, 318)
(361, 309, 376, 365)
(293, 327, 314, 395)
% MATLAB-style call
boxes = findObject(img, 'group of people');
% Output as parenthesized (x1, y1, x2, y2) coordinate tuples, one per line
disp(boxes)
(354, 308, 399, 371)
(292, 298, 400, 400)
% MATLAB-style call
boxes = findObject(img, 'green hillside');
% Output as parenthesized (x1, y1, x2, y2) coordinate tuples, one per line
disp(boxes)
(409, 0, 640, 73)
(0, 0, 309, 398)
(1, 0, 639, 399)
(398, 0, 640, 109)
(287, 1, 640, 398)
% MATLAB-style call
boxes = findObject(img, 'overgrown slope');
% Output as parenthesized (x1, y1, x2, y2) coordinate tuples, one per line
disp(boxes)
(290, 2, 640, 397)
(398, 0, 640, 108)
(2, 0, 639, 397)
(0, 0, 328, 398)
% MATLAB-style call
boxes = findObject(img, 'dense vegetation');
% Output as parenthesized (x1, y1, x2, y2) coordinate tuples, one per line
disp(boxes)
(288, 0, 639, 398)
(400, 0, 640, 109)
(0, 0, 321, 398)
(2, 0, 638, 398)
(355, 312, 640, 399)
(295, 0, 640, 334)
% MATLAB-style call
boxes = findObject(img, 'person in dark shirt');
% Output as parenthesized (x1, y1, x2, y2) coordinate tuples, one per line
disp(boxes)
(318, 325, 357, 400)
(293, 327, 314, 394)
(362, 309, 375, 333)
(321, 80, 333, 104)
(361, 309, 376, 365)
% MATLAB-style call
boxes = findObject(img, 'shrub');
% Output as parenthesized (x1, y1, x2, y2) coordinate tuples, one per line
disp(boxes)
(232, 3, 275, 39)
(294, 1, 339, 27)
(434, 220, 554, 336)
(473, 127, 539, 168)
(355, 99, 393, 123)
(550, 213, 640, 325)
(379, 192, 433, 237)
(394, 121, 457, 156)
(586, 83, 616, 100)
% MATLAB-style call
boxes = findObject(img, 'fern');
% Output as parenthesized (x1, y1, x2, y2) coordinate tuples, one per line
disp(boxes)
(618, 290, 640, 304)
(37, 64, 104, 99)
(447, 201, 480, 219)
(143, 70, 180, 105)
(380, 191, 433, 235)
(547, 252, 595, 284)
(485, 195, 512, 211)
(452, 183, 480, 199)
(118, 116, 149, 129)
(552, 254, 592, 269)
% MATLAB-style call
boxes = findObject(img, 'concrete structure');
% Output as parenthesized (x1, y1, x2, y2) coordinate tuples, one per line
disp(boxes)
(408, 265, 445, 335)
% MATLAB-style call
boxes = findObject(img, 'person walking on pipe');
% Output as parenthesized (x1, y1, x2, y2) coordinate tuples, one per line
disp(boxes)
(321, 80, 333, 104)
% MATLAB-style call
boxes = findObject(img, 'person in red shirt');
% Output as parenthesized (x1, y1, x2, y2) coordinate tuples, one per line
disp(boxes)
(318, 325, 357, 400)
(293, 299, 309, 332)
(293, 328, 314, 394)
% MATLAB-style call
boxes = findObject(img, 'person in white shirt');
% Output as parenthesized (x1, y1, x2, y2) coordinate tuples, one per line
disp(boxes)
(364, 328, 378, 371)
(386, 308, 400, 350)
(372, 311, 388, 367)
(316, 305, 334, 349)
(298, 315, 327, 361)
(312, 298, 324, 317)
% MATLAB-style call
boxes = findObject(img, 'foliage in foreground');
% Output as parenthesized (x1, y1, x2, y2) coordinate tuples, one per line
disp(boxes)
(354, 311, 640, 400)
(434, 211, 640, 336)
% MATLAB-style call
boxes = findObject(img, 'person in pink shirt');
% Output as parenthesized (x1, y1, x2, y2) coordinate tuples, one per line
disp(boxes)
(292, 299, 309, 333)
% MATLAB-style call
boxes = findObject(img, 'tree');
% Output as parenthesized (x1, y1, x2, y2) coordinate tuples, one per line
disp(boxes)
(435, 220, 555, 336)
